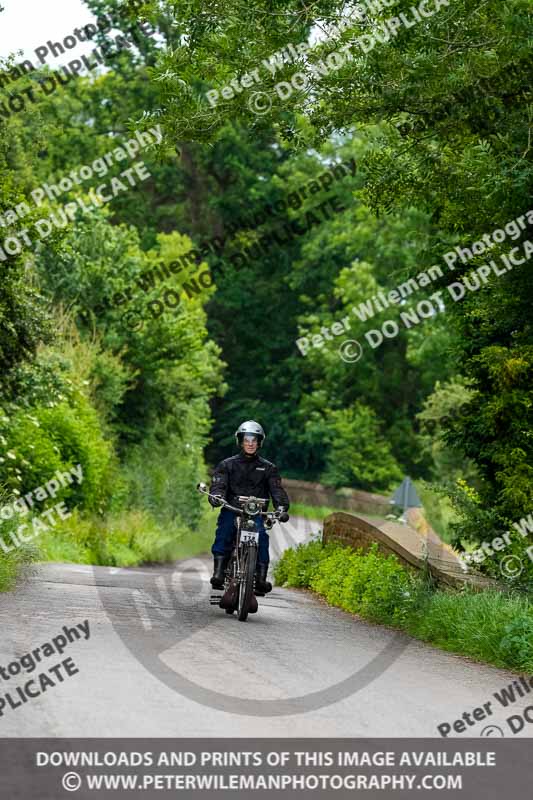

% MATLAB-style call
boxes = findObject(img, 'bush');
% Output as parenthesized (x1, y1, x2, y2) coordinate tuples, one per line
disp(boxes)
(498, 616, 533, 672)
(309, 543, 416, 625)
(275, 539, 533, 672)
(119, 430, 207, 528)
(445, 479, 533, 586)
(0, 395, 116, 514)
(274, 538, 326, 587)
(0, 327, 118, 519)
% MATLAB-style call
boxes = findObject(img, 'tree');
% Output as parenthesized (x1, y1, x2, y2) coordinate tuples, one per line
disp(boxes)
(145, 0, 533, 541)
(0, 114, 49, 388)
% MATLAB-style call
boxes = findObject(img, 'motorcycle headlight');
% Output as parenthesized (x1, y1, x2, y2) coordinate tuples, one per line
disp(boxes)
(244, 500, 259, 515)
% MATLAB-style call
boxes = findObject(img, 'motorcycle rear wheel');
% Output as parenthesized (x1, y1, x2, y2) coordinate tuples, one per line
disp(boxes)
(237, 545, 257, 622)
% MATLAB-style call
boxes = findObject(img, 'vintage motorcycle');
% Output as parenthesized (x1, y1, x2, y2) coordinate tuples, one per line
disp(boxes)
(197, 482, 289, 621)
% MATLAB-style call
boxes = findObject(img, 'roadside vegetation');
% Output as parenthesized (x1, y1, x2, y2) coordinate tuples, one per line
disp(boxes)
(274, 540, 533, 673)
(35, 508, 217, 569)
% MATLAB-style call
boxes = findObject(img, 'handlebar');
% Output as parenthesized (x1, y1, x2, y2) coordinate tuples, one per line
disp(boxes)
(197, 483, 289, 522)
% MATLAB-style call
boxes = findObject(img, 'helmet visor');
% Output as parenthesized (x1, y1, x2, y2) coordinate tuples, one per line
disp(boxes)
(242, 434, 259, 445)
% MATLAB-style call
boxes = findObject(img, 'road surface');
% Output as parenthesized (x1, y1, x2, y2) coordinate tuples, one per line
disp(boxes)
(0, 516, 530, 737)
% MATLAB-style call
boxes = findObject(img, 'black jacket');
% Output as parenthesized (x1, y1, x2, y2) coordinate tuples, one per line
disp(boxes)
(209, 452, 290, 511)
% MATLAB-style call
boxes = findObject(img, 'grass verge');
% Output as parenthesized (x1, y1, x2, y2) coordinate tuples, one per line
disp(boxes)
(274, 539, 533, 673)
(35, 508, 217, 566)
(0, 512, 36, 591)
(0, 507, 217, 591)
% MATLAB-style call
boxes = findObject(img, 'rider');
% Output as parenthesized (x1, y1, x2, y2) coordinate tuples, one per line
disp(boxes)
(209, 420, 290, 594)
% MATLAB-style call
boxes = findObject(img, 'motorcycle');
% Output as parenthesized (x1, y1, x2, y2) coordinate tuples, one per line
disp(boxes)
(197, 482, 289, 621)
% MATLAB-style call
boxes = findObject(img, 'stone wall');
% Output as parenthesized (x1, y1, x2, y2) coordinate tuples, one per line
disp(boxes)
(322, 512, 422, 571)
(322, 512, 499, 590)
(284, 478, 390, 516)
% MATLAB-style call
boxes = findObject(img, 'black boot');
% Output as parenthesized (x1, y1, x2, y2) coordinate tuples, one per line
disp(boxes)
(210, 555, 229, 589)
(255, 562, 272, 595)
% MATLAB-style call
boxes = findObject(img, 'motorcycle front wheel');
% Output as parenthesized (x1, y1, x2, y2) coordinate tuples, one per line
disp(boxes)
(237, 545, 257, 622)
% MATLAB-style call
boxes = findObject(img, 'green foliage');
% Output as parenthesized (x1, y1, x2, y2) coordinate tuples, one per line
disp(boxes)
(444, 478, 533, 587)
(0, 16, 227, 588)
(275, 539, 533, 671)
(120, 430, 207, 529)
(0, 121, 49, 384)
(273, 538, 326, 588)
(417, 378, 478, 484)
(308, 543, 415, 625)
(498, 616, 533, 671)
(0, 546, 34, 593)
(0, 323, 117, 515)
(415, 482, 457, 544)
(275, 540, 416, 624)
(0, 396, 115, 513)
(0, 6, 195, 589)
(202, 134, 445, 483)
(446, 344, 533, 537)
(36, 213, 226, 447)
(316, 405, 403, 491)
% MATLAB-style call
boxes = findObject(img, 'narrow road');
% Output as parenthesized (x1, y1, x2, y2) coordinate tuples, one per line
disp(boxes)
(0, 517, 529, 738)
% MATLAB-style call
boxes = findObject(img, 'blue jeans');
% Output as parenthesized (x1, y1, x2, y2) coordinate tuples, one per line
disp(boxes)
(211, 508, 270, 564)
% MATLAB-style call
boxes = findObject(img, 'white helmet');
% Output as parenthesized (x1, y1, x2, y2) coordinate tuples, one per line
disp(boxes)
(235, 420, 265, 447)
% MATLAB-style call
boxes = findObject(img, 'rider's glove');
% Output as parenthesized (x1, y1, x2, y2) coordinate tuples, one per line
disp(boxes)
(209, 494, 224, 508)
(276, 506, 289, 522)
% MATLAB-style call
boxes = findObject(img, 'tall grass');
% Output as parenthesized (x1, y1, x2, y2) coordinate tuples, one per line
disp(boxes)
(36, 507, 217, 567)
(0, 513, 37, 592)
